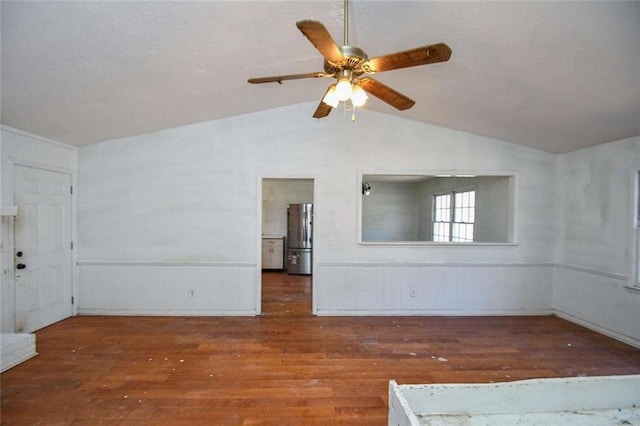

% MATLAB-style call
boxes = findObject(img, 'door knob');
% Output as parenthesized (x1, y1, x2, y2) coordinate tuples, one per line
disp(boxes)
(16, 251, 23, 257)
(16, 263, 26, 270)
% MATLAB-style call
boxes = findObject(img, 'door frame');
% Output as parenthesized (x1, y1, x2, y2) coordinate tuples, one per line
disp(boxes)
(257, 175, 317, 315)
(8, 158, 77, 331)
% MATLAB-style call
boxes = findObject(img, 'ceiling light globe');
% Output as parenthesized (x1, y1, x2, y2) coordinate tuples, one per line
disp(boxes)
(351, 85, 368, 107)
(322, 85, 340, 108)
(336, 78, 353, 101)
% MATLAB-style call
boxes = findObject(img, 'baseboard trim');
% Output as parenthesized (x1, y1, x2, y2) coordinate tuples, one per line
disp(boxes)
(77, 260, 255, 267)
(76, 308, 257, 316)
(315, 309, 553, 317)
(317, 262, 554, 268)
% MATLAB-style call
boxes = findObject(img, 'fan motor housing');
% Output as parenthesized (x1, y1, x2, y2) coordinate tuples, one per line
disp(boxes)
(324, 45, 368, 75)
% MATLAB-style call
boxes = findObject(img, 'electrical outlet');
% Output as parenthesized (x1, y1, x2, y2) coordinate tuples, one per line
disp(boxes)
(410, 288, 416, 298)
(188, 289, 195, 298)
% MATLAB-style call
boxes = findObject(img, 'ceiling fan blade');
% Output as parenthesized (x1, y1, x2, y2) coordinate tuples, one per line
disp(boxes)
(362, 43, 452, 74)
(248, 72, 328, 84)
(358, 77, 415, 111)
(296, 20, 344, 63)
(312, 87, 333, 118)
(313, 101, 332, 119)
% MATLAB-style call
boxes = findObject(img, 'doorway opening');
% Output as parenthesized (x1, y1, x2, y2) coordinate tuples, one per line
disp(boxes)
(261, 272, 312, 317)
(260, 178, 314, 316)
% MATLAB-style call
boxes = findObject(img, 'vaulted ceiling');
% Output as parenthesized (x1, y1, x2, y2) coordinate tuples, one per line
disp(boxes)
(1, 1, 639, 153)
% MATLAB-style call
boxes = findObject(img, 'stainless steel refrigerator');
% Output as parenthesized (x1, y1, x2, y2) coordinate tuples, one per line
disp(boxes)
(287, 203, 313, 275)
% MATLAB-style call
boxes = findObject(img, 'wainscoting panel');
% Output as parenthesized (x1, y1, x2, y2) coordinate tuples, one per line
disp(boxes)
(315, 263, 553, 316)
(77, 262, 257, 316)
(553, 265, 639, 347)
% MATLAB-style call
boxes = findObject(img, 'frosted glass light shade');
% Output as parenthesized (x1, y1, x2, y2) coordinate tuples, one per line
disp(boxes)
(322, 85, 340, 108)
(350, 84, 368, 107)
(336, 77, 353, 101)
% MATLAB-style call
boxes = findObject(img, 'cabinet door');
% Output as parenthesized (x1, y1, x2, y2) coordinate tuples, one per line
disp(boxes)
(262, 239, 284, 269)
(271, 245, 284, 269)
(261, 245, 272, 269)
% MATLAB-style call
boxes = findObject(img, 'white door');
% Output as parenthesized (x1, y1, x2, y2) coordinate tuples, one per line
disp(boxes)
(14, 165, 73, 332)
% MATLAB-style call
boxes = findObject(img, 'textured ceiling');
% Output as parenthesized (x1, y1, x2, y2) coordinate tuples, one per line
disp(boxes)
(1, 1, 639, 153)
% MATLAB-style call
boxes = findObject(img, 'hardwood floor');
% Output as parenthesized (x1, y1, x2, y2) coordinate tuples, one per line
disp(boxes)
(2, 272, 640, 425)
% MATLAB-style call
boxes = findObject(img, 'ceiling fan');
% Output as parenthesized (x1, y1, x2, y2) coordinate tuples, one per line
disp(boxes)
(247, 0, 452, 119)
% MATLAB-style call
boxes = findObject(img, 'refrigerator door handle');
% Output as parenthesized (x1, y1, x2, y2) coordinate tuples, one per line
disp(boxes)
(302, 211, 309, 247)
(302, 210, 307, 244)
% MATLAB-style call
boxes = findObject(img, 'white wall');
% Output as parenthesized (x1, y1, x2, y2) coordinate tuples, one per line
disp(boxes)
(362, 182, 419, 241)
(2, 103, 637, 347)
(0, 126, 77, 332)
(77, 102, 558, 316)
(554, 136, 640, 346)
(475, 176, 510, 243)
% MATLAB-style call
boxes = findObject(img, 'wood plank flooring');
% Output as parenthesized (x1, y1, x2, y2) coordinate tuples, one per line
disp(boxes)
(2, 272, 640, 425)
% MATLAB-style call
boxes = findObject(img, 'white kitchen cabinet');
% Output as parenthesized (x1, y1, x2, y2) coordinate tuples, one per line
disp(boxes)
(262, 237, 284, 270)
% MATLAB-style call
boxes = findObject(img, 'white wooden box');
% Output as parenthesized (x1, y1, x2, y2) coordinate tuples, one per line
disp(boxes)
(389, 375, 640, 425)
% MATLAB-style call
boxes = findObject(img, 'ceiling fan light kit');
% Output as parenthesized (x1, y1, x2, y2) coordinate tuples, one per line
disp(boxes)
(247, 0, 451, 120)
(322, 84, 340, 108)
(350, 84, 368, 107)
(336, 69, 354, 101)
